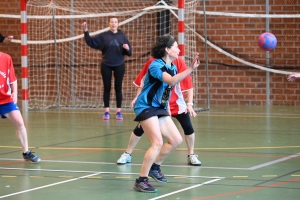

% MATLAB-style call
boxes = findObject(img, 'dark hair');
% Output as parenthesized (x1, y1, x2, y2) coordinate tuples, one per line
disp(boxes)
(151, 35, 175, 58)
(109, 16, 118, 22)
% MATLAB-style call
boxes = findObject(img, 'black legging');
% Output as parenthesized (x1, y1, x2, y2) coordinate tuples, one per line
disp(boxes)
(101, 63, 125, 108)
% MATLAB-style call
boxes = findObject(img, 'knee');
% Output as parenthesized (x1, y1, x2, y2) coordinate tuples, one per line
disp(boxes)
(152, 141, 163, 153)
(169, 136, 183, 147)
(14, 120, 25, 130)
(175, 136, 183, 147)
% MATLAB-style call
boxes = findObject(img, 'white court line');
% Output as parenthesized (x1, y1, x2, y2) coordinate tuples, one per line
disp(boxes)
(148, 178, 222, 200)
(0, 166, 224, 179)
(0, 172, 102, 199)
(0, 158, 249, 170)
(1, 152, 299, 172)
(248, 152, 300, 170)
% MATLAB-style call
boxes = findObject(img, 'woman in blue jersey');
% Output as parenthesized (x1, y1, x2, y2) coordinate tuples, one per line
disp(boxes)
(82, 17, 132, 120)
(133, 35, 200, 193)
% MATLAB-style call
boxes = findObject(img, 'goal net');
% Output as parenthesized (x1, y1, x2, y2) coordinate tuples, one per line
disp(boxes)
(26, 0, 205, 110)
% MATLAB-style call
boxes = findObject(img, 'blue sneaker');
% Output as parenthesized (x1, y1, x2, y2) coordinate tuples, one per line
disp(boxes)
(103, 112, 110, 120)
(149, 169, 167, 183)
(116, 112, 123, 120)
(133, 179, 157, 193)
(22, 151, 40, 163)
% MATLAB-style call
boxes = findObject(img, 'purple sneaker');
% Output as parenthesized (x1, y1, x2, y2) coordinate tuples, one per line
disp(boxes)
(149, 169, 168, 183)
(116, 112, 123, 120)
(103, 112, 110, 120)
(133, 179, 157, 193)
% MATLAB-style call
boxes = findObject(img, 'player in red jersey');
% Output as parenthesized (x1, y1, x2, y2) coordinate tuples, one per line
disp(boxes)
(0, 52, 40, 163)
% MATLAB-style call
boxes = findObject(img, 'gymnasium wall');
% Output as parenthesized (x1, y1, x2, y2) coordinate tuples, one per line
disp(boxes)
(0, 0, 299, 106)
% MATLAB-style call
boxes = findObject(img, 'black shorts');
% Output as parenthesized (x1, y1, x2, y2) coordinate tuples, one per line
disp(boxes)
(134, 107, 169, 122)
(133, 111, 194, 136)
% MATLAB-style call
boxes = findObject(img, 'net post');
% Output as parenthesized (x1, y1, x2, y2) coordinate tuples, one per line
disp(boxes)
(202, 0, 210, 110)
(20, 0, 28, 112)
(178, 0, 185, 61)
(265, 0, 270, 105)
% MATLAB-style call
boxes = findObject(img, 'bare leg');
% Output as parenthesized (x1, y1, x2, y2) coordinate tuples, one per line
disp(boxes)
(139, 116, 163, 177)
(153, 116, 182, 165)
(184, 133, 195, 155)
(5, 110, 28, 153)
(126, 132, 141, 154)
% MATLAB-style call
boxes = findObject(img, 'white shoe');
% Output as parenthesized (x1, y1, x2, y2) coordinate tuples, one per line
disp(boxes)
(188, 154, 201, 166)
(117, 152, 131, 164)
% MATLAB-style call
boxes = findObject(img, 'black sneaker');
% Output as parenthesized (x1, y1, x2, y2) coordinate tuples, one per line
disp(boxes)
(133, 179, 157, 193)
(22, 151, 41, 163)
(149, 169, 167, 183)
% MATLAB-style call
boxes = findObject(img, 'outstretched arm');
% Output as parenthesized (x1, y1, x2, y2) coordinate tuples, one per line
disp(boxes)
(162, 53, 200, 85)
(287, 73, 300, 82)
(0, 34, 13, 43)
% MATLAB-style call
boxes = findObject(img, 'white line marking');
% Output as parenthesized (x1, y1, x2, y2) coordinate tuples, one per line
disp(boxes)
(0, 172, 101, 199)
(249, 152, 300, 170)
(0, 158, 250, 170)
(148, 178, 222, 200)
(0, 167, 225, 179)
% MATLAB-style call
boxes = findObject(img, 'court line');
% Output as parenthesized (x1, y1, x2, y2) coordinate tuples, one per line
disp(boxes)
(0, 152, 299, 172)
(191, 177, 300, 200)
(0, 166, 224, 179)
(248, 152, 300, 170)
(0, 158, 249, 170)
(148, 178, 222, 200)
(27, 109, 300, 118)
(1, 145, 300, 150)
(0, 172, 102, 199)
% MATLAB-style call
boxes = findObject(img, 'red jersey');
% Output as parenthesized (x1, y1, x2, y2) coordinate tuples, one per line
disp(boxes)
(0, 52, 17, 105)
(134, 57, 193, 116)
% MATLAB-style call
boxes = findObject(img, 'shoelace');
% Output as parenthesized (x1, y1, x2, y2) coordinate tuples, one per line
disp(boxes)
(190, 155, 199, 162)
(143, 179, 152, 187)
(27, 152, 36, 158)
(153, 169, 163, 178)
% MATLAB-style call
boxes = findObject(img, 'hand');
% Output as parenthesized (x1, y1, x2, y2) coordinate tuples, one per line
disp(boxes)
(186, 105, 197, 117)
(287, 75, 296, 82)
(3, 36, 13, 43)
(190, 52, 200, 70)
(130, 97, 137, 109)
(82, 22, 88, 32)
(11, 92, 18, 104)
(123, 44, 129, 50)
(287, 74, 300, 82)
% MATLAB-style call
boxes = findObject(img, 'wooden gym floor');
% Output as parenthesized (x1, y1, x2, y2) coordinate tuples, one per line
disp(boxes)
(0, 105, 299, 200)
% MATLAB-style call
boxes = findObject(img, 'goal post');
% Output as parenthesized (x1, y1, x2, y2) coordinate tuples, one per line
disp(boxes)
(25, 0, 206, 110)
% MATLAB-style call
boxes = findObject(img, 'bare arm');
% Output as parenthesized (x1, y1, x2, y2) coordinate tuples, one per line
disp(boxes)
(287, 73, 300, 82)
(3, 36, 13, 43)
(162, 54, 200, 85)
(162, 68, 193, 86)
(186, 89, 197, 117)
(130, 87, 142, 108)
(10, 81, 18, 104)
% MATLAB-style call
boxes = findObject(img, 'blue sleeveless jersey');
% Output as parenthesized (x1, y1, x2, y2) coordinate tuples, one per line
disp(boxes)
(134, 59, 178, 116)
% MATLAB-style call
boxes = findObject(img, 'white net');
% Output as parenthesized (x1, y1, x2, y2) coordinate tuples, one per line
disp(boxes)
(26, 0, 203, 110)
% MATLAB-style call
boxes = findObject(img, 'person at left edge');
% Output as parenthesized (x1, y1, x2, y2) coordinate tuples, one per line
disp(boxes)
(0, 34, 13, 43)
(0, 51, 40, 163)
